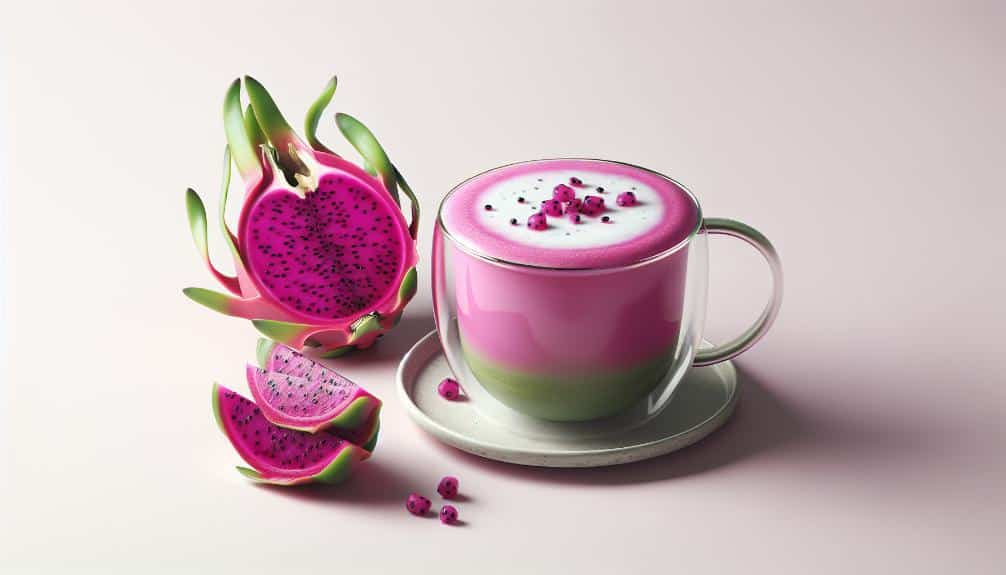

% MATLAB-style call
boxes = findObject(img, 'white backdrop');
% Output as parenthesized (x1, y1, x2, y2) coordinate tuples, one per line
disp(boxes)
(2, 1, 1004, 573)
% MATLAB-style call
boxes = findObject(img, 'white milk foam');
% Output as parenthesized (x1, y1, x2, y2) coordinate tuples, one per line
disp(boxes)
(476, 170, 664, 249)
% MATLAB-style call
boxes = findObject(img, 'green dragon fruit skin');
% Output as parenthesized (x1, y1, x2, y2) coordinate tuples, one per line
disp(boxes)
(212, 383, 369, 485)
(184, 76, 419, 356)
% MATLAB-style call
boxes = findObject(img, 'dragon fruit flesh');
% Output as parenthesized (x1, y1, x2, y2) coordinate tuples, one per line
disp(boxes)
(184, 76, 419, 357)
(407, 493, 431, 516)
(439, 505, 459, 524)
(248, 340, 381, 447)
(437, 476, 459, 499)
(437, 377, 461, 401)
(212, 383, 370, 485)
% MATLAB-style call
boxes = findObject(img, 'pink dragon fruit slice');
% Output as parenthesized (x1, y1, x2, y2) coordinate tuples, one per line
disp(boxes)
(212, 383, 369, 485)
(246, 341, 382, 439)
(246, 367, 381, 448)
(256, 339, 381, 450)
(184, 76, 419, 356)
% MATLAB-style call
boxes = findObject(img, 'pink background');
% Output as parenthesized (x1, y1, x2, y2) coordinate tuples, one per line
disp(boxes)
(2, 1, 1003, 572)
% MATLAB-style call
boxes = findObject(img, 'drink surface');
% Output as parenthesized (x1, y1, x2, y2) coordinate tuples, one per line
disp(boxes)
(440, 158, 699, 268)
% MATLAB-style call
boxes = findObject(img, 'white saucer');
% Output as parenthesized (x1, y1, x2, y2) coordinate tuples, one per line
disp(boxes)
(396, 330, 739, 468)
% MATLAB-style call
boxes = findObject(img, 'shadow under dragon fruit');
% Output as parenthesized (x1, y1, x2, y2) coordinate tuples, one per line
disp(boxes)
(184, 76, 419, 357)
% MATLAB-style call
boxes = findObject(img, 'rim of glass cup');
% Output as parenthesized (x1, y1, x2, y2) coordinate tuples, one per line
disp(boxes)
(436, 158, 705, 272)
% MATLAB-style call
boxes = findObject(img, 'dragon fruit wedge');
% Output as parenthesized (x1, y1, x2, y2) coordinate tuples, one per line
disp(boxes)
(184, 76, 419, 357)
(248, 340, 382, 447)
(212, 383, 370, 485)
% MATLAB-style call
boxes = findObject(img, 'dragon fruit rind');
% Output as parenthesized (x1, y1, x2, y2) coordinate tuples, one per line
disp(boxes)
(212, 383, 369, 485)
(184, 76, 419, 356)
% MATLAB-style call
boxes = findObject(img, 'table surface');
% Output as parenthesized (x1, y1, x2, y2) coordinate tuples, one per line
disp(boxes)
(2, 1, 1004, 573)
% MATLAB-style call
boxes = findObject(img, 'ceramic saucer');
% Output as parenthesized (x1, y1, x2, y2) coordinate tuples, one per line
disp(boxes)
(396, 330, 739, 468)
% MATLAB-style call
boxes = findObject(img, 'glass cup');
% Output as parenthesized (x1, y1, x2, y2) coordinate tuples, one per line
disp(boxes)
(433, 159, 782, 433)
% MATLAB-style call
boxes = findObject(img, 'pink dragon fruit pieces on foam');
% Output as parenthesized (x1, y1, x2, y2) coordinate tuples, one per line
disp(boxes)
(440, 505, 459, 524)
(553, 183, 575, 202)
(527, 212, 548, 231)
(541, 199, 564, 217)
(565, 198, 582, 213)
(617, 191, 637, 206)
(212, 383, 369, 486)
(407, 493, 432, 516)
(183, 76, 419, 357)
(581, 195, 605, 216)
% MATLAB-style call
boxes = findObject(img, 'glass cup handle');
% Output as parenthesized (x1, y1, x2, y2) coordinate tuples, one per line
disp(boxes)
(693, 218, 784, 367)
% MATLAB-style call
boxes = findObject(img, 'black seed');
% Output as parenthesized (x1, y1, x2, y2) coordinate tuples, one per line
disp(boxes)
(484, 204, 492, 210)
(602, 216, 610, 222)
(510, 218, 518, 225)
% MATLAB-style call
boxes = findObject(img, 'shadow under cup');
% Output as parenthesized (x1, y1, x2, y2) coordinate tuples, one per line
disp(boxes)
(433, 226, 708, 422)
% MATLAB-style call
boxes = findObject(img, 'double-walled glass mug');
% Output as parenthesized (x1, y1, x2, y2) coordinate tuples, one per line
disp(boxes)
(433, 159, 782, 431)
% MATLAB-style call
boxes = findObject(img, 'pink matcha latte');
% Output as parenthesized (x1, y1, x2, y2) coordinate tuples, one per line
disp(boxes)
(435, 159, 702, 421)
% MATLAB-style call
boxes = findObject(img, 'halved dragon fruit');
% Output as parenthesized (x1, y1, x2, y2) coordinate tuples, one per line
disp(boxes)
(247, 340, 381, 445)
(212, 383, 370, 485)
(184, 76, 419, 357)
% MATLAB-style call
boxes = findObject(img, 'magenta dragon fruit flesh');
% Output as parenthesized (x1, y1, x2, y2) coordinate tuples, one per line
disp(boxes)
(439, 505, 459, 524)
(553, 183, 575, 202)
(407, 493, 432, 516)
(581, 195, 605, 216)
(617, 191, 637, 206)
(437, 476, 459, 499)
(184, 76, 419, 357)
(437, 378, 461, 401)
(527, 212, 548, 231)
(212, 383, 370, 485)
(247, 340, 381, 450)
(541, 199, 563, 217)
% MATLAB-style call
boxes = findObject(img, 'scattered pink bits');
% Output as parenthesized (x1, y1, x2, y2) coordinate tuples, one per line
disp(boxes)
(565, 198, 582, 213)
(541, 199, 563, 217)
(581, 195, 605, 216)
(553, 184, 575, 202)
(527, 212, 548, 230)
(569, 176, 584, 187)
(437, 476, 460, 499)
(437, 378, 461, 400)
(568, 212, 582, 224)
(406, 493, 431, 516)
(440, 505, 459, 524)
(616, 191, 637, 206)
